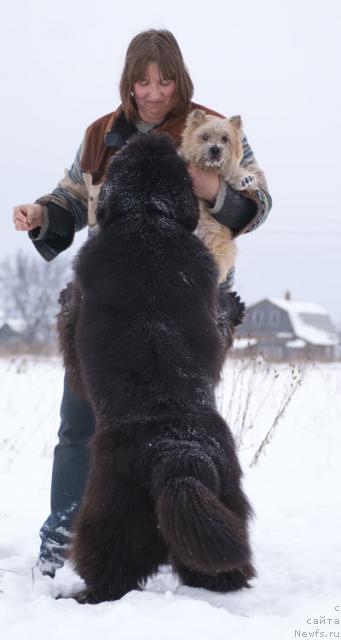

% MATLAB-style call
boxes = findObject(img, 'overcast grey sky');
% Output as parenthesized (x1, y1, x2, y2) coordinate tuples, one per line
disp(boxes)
(1, 0, 340, 321)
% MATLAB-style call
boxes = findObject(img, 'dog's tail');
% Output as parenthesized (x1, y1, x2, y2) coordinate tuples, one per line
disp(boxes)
(150, 434, 253, 577)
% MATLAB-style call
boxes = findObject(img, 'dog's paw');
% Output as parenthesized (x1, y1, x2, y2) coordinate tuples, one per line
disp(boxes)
(71, 589, 103, 604)
(240, 175, 255, 189)
(219, 290, 246, 328)
(179, 563, 256, 593)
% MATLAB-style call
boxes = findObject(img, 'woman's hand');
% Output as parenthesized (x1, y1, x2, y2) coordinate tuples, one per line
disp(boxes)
(187, 165, 219, 203)
(12, 203, 44, 231)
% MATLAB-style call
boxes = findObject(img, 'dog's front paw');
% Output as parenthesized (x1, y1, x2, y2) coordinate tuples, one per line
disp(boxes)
(240, 175, 255, 189)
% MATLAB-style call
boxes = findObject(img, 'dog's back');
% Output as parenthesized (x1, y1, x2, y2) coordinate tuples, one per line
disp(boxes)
(74, 133, 225, 417)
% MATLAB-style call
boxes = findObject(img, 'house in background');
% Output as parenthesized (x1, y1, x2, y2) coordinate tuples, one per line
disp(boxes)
(234, 294, 340, 361)
(0, 313, 25, 347)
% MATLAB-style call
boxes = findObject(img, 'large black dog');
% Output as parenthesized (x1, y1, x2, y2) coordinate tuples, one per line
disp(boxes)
(58, 132, 254, 603)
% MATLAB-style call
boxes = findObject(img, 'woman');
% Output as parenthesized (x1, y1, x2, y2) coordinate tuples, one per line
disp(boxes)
(13, 29, 272, 577)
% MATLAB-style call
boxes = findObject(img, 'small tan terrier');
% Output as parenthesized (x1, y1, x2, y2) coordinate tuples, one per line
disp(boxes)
(181, 109, 258, 283)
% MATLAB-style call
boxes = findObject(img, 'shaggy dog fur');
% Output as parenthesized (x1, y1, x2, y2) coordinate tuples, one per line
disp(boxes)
(181, 109, 259, 283)
(57, 132, 254, 604)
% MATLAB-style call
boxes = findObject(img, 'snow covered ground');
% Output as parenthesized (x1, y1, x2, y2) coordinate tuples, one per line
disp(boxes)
(0, 355, 340, 639)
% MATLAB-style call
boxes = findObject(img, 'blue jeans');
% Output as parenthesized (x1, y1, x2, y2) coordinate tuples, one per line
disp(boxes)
(38, 376, 95, 574)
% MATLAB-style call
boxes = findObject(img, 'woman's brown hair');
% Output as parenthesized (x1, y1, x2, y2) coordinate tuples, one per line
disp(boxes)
(119, 29, 194, 122)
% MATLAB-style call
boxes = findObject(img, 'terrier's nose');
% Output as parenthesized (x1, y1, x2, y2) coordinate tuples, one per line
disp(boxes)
(209, 145, 221, 159)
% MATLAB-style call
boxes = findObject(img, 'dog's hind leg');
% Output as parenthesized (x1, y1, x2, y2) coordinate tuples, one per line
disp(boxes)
(149, 414, 254, 586)
(70, 473, 168, 603)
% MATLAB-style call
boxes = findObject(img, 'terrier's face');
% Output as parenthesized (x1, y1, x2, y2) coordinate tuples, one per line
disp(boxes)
(181, 110, 244, 174)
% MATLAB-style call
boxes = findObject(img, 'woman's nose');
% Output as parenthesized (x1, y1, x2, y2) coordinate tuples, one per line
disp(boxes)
(148, 84, 163, 98)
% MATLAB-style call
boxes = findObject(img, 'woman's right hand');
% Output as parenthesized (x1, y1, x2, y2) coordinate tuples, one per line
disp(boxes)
(12, 203, 44, 231)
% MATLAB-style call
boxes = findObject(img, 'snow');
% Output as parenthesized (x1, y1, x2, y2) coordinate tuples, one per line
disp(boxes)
(233, 337, 258, 349)
(286, 338, 306, 348)
(288, 314, 338, 347)
(1, 320, 26, 334)
(269, 298, 329, 315)
(1, 355, 340, 639)
(0, 317, 26, 333)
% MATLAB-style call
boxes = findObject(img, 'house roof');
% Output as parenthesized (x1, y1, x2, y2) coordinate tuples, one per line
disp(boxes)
(269, 298, 327, 315)
(0, 315, 26, 333)
(269, 298, 338, 347)
(6, 319, 26, 332)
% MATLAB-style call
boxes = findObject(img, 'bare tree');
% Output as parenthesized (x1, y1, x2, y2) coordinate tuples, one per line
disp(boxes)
(0, 250, 71, 346)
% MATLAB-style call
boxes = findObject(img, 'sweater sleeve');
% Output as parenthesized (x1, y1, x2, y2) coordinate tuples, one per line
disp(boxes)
(29, 141, 89, 261)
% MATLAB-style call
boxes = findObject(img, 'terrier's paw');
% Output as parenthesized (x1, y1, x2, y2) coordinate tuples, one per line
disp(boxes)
(240, 175, 255, 188)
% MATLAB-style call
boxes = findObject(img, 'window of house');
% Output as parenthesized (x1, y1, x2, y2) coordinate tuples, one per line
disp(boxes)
(252, 310, 264, 326)
(269, 310, 280, 326)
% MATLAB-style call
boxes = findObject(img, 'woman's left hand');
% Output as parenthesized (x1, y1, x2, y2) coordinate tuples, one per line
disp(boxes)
(187, 165, 219, 202)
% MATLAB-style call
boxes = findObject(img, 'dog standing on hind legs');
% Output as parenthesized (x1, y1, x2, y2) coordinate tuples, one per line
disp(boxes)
(57, 132, 255, 603)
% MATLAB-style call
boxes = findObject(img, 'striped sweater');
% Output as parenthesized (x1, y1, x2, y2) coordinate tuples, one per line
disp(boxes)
(29, 103, 272, 287)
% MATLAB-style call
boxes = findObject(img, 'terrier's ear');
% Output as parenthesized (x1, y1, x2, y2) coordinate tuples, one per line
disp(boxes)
(229, 115, 242, 129)
(186, 108, 207, 128)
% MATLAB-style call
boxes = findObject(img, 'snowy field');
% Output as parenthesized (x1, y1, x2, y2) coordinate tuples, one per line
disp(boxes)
(0, 355, 340, 639)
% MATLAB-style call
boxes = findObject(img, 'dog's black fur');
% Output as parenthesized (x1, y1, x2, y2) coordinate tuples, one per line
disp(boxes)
(58, 132, 254, 603)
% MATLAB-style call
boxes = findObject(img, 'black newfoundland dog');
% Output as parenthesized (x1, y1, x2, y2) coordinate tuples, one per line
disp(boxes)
(58, 132, 254, 603)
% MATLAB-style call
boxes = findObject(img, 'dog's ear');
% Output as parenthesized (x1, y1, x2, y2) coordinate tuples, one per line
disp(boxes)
(229, 115, 242, 130)
(175, 180, 200, 232)
(96, 202, 107, 225)
(151, 172, 199, 232)
(186, 109, 207, 129)
(95, 180, 120, 227)
(95, 184, 108, 225)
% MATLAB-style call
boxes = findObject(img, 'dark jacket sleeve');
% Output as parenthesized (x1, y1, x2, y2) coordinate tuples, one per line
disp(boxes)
(29, 204, 76, 262)
(210, 182, 258, 235)
(209, 132, 272, 236)
(28, 141, 88, 261)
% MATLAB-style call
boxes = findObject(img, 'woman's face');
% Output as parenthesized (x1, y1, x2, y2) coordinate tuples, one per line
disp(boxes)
(133, 62, 176, 124)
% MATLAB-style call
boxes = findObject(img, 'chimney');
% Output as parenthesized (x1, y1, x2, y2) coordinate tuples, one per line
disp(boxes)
(284, 290, 291, 300)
